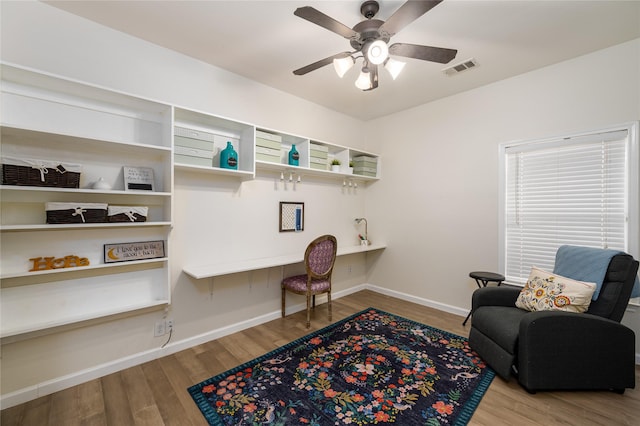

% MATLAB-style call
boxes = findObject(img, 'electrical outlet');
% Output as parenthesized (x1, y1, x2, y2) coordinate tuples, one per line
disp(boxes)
(154, 320, 166, 337)
(166, 320, 174, 333)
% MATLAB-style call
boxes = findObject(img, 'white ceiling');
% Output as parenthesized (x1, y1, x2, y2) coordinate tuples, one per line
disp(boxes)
(46, 0, 640, 121)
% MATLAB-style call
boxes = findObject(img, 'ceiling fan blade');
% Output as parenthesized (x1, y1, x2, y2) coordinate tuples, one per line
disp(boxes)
(293, 52, 352, 76)
(365, 65, 379, 91)
(389, 43, 457, 64)
(294, 6, 358, 39)
(379, 0, 443, 37)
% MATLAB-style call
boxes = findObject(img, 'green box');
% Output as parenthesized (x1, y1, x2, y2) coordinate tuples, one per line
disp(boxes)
(310, 162, 328, 170)
(353, 156, 378, 169)
(310, 143, 329, 152)
(256, 130, 282, 142)
(310, 149, 329, 159)
(353, 155, 377, 162)
(353, 170, 377, 177)
(256, 137, 282, 151)
(175, 135, 215, 151)
(256, 145, 281, 156)
(256, 152, 281, 163)
(175, 154, 213, 167)
(175, 126, 217, 142)
(354, 165, 377, 174)
(175, 145, 214, 159)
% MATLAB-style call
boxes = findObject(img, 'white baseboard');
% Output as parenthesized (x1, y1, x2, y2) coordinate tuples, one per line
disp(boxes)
(0, 283, 368, 409)
(364, 284, 469, 318)
(2, 283, 639, 409)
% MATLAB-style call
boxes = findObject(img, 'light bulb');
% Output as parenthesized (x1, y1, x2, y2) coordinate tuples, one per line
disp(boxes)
(333, 56, 354, 78)
(366, 40, 388, 65)
(384, 57, 406, 80)
(355, 69, 372, 90)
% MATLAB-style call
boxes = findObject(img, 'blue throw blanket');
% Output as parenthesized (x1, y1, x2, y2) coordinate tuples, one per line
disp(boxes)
(553, 245, 640, 300)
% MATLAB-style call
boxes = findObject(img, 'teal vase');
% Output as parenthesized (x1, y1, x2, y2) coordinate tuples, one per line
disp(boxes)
(220, 141, 238, 170)
(288, 144, 299, 166)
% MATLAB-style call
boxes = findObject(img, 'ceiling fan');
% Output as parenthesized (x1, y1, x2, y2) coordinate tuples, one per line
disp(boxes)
(293, 0, 458, 91)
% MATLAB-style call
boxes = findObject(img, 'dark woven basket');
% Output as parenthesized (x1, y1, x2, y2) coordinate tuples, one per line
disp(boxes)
(46, 208, 107, 224)
(108, 213, 147, 223)
(2, 164, 80, 188)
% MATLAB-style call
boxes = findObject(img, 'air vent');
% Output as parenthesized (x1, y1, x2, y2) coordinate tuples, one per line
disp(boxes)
(442, 58, 478, 76)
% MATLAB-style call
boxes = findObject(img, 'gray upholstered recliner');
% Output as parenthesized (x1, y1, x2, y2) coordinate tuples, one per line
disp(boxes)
(469, 253, 638, 393)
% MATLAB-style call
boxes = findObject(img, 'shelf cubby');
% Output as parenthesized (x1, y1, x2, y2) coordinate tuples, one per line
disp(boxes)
(173, 107, 255, 176)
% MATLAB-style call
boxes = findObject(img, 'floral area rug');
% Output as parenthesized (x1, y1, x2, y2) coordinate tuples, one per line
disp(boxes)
(188, 308, 494, 425)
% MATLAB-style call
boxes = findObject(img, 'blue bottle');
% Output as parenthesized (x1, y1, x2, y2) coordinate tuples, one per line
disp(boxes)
(288, 144, 299, 166)
(220, 141, 238, 170)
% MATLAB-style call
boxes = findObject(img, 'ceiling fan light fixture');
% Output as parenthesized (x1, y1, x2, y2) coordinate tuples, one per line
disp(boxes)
(333, 55, 354, 78)
(384, 57, 406, 80)
(366, 40, 388, 65)
(355, 68, 372, 90)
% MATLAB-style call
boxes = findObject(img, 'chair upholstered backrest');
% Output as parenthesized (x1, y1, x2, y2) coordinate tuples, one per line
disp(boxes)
(585, 254, 639, 322)
(305, 235, 337, 279)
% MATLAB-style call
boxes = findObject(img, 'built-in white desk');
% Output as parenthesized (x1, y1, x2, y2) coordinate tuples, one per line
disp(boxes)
(183, 243, 386, 279)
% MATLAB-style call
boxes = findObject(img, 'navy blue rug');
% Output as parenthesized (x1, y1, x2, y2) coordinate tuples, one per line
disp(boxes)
(189, 308, 494, 425)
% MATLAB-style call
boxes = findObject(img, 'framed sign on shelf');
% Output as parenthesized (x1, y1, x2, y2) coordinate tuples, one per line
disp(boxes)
(279, 202, 304, 232)
(104, 240, 165, 263)
(123, 166, 155, 191)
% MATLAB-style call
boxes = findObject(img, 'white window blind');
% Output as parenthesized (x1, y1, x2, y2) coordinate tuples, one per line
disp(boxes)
(503, 129, 629, 285)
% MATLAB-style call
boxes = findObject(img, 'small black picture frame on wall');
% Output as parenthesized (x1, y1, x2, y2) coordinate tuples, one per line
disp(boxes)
(279, 202, 304, 232)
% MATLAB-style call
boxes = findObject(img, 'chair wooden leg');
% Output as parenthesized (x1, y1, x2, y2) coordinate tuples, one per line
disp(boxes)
(306, 292, 311, 328)
(328, 290, 332, 321)
(281, 285, 285, 318)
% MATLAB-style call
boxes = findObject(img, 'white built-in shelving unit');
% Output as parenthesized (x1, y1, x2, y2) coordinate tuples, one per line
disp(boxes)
(253, 129, 382, 182)
(172, 114, 381, 182)
(0, 63, 382, 338)
(0, 64, 173, 338)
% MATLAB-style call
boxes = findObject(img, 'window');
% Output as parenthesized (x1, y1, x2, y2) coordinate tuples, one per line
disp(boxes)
(498, 122, 639, 288)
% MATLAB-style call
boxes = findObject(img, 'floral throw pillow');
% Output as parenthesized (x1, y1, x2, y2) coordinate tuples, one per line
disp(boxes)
(515, 267, 596, 313)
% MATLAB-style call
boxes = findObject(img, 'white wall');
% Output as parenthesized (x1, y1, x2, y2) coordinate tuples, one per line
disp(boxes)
(364, 37, 640, 347)
(2, 0, 639, 406)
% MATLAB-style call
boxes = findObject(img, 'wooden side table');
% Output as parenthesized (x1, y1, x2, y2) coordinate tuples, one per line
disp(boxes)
(463, 271, 505, 326)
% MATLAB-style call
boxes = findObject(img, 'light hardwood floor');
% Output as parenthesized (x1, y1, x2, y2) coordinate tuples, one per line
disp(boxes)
(2, 289, 639, 425)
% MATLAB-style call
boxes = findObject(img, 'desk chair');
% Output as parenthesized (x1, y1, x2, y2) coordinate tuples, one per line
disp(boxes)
(282, 234, 337, 328)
